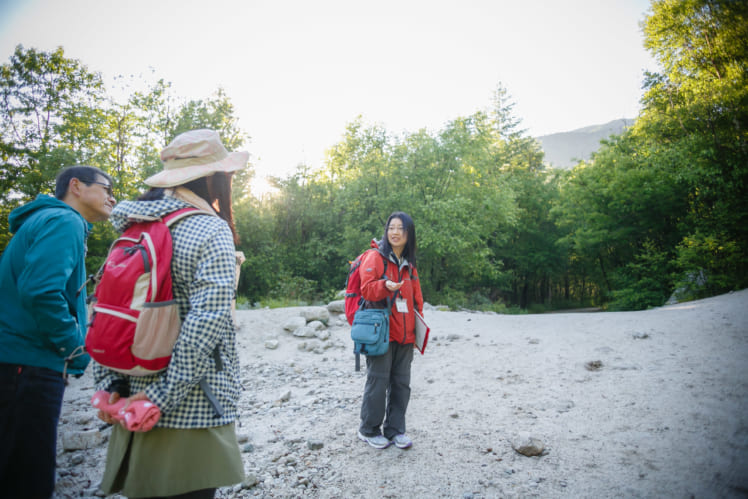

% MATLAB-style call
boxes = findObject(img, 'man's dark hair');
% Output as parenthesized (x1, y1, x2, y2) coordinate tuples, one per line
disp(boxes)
(55, 165, 113, 200)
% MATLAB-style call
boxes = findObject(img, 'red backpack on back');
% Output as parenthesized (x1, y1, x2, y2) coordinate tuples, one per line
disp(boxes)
(344, 246, 387, 326)
(85, 207, 209, 376)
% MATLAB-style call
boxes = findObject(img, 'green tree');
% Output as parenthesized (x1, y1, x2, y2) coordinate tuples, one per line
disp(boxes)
(0, 45, 106, 248)
(639, 0, 748, 296)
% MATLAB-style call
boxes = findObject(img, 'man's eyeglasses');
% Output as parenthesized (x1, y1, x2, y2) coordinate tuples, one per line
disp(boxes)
(86, 180, 114, 197)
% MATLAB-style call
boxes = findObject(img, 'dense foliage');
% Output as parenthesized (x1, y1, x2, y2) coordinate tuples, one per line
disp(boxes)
(2, 0, 746, 311)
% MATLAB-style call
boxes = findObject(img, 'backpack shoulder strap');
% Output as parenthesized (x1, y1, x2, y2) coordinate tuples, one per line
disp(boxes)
(364, 247, 388, 278)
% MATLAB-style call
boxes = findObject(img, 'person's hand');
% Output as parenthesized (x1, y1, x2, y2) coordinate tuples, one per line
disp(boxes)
(121, 391, 151, 410)
(96, 391, 120, 425)
(385, 280, 403, 292)
(96, 391, 153, 428)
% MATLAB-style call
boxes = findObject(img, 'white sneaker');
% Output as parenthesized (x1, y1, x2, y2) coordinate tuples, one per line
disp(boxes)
(391, 434, 412, 449)
(358, 431, 391, 449)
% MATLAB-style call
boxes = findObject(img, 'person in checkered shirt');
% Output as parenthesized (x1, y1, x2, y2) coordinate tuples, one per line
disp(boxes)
(93, 130, 248, 499)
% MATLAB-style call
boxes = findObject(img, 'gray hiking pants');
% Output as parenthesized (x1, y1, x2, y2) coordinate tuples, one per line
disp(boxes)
(359, 341, 414, 439)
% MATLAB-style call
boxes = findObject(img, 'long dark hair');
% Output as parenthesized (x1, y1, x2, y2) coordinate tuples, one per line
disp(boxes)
(379, 211, 417, 266)
(138, 172, 239, 244)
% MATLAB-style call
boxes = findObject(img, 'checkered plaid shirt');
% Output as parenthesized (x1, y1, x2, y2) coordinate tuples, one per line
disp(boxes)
(93, 195, 242, 428)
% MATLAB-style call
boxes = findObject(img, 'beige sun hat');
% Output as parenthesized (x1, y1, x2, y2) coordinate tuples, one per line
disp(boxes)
(144, 129, 249, 188)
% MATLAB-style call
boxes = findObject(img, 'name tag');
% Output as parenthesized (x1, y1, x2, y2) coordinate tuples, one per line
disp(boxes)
(395, 298, 409, 313)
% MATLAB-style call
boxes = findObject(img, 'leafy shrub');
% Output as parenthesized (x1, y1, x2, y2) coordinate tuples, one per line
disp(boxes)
(674, 232, 746, 300)
(608, 241, 672, 311)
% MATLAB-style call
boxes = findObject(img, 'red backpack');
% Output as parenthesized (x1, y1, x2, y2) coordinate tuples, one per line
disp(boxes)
(344, 247, 387, 326)
(85, 207, 209, 376)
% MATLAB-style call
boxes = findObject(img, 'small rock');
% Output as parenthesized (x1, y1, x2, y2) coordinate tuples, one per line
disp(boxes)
(511, 433, 545, 457)
(307, 439, 324, 450)
(61, 430, 106, 451)
(264, 339, 280, 349)
(283, 316, 307, 332)
(242, 473, 259, 488)
(307, 320, 326, 331)
(75, 414, 93, 425)
(327, 299, 345, 313)
(299, 306, 330, 324)
(585, 360, 603, 371)
(556, 400, 575, 413)
(293, 326, 318, 338)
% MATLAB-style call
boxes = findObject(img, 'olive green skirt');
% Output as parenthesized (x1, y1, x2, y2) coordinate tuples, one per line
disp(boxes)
(99, 423, 244, 498)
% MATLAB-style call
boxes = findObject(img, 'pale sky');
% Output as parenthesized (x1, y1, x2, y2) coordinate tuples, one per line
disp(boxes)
(0, 0, 657, 187)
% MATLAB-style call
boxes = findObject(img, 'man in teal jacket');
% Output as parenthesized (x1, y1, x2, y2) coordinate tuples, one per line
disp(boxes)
(0, 165, 115, 499)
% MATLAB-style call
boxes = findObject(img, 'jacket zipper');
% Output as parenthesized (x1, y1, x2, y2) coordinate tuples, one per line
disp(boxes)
(397, 266, 407, 343)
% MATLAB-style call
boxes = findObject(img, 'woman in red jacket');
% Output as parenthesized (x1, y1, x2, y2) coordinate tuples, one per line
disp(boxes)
(357, 211, 424, 450)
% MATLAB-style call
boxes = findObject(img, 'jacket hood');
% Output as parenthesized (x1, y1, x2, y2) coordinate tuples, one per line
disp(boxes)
(110, 196, 192, 233)
(8, 194, 89, 234)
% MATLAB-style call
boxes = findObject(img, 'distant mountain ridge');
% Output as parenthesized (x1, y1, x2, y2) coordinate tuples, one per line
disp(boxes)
(536, 119, 634, 169)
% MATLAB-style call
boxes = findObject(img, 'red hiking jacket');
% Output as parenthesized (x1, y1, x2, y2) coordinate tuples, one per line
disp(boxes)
(359, 248, 424, 345)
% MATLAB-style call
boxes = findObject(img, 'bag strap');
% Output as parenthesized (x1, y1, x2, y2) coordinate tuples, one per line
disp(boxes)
(354, 268, 399, 372)
(354, 251, 389, 371)
(198, 346, 225, 417)
(357, 252, 390, 312)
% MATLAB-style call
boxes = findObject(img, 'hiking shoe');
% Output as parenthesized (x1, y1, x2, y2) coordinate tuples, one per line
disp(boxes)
(358, 431, 391, 449)
(391, 434, 413, 449)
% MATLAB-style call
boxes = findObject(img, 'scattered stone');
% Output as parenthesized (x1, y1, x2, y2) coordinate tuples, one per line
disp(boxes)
(264, 339, 280, 349)
(242, 473, 259, 488)
(307, 320, 326, 331)
(75, 414, 94, 425)
(299, 307, 330, 325)
(283, 316, 307, 331)
(556, 400, 575, 413)
(62, 430, 106, 451)
(511, 433, 545, 457)
(585, 360, 603, 371)
(307, 439, 324, 450)
(293, 326, 318, 338)
(449, 412, 460, 418)
(327, 299, 345, 313)
(632, 331, 650, 340)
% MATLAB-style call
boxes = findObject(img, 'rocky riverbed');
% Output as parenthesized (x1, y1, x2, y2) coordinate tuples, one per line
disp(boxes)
(54, 290, 748, 498)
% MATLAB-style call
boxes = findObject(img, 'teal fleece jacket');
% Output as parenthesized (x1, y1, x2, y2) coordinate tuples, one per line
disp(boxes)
(0, 194, 92, 374)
